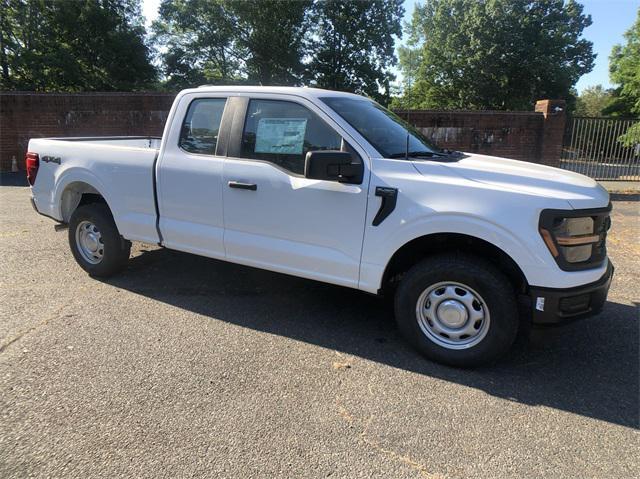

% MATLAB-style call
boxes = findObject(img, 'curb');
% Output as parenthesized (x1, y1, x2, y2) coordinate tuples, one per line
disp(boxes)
(609, 192, 640, 201)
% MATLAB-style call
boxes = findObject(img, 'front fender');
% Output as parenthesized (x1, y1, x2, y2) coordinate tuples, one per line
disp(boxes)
(359, 213, 546, 294)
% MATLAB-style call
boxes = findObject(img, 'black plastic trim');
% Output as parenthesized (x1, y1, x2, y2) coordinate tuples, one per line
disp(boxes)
(372, 187, 398, 226)
(217, 97, 245, 158)
(228, 181, 257, 191)
(227, 97, 250, 159)
(303, 150, 363, 184)
(538, 203, 612, 272)
(151, 151, 163, 245)
(529, 261, 614, 326)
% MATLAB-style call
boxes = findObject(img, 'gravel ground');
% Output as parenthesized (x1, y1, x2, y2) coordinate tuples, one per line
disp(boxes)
(1, 182, 638, 478)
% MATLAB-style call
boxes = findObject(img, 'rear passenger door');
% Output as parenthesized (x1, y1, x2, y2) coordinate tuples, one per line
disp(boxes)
(156, 94, 228, 259)
(222, 95, 370, 288)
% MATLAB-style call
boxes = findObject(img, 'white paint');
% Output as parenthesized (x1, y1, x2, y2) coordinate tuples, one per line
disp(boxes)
(27, 86, 611, 296)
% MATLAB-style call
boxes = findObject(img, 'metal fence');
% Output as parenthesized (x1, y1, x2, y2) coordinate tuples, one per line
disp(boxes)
(560, 117, 640, 181)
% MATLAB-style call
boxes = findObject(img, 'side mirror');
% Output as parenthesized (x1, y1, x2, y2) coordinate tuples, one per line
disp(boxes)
(304, 150, 363, 184)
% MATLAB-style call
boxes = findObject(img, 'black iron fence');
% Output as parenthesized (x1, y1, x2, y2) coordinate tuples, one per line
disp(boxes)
(561, 117, 639, 181)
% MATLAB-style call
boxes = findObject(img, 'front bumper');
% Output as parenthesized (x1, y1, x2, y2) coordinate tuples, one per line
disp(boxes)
(529, 261, 614, 326)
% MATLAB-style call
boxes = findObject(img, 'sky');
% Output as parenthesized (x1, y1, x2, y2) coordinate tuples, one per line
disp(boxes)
(142, 0, 639, 93)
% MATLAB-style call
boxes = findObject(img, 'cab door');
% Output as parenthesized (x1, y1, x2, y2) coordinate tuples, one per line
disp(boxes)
(156, 94, 229, 259)
(222, 96, 371, 288)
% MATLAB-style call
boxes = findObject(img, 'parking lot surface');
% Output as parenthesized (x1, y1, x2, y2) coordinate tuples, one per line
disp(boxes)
(1, 182, 638, 478)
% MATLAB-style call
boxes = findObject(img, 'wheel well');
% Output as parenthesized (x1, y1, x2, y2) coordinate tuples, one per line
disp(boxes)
(381, 233, 528, 295)
(60, 182, 108, 223)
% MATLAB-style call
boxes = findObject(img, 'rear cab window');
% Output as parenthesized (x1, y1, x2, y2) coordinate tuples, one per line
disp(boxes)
(179, 98, 227, 155)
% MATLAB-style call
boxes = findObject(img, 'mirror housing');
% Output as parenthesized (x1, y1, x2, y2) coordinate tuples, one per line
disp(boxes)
(304, 151, 363, 184)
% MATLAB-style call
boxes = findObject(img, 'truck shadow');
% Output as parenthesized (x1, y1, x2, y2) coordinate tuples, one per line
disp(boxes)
(104, 247, 639, 430)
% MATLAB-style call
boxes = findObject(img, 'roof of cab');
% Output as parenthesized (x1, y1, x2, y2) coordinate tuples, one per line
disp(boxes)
(179, 85, 366, 100)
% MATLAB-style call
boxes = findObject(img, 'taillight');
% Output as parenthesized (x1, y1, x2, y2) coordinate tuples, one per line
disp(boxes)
(25, 152, 39, 186)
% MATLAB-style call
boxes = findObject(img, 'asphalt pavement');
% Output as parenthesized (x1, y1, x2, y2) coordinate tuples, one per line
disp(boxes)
(1, 181, 638, 478)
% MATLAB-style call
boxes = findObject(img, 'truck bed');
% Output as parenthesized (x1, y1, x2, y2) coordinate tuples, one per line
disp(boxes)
(27, 136, 163, 244)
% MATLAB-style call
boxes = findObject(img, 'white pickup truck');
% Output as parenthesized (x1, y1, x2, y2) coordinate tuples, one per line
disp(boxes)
(26, 86, 613, 366)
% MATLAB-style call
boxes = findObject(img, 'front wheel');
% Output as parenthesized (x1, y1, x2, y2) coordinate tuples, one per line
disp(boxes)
(394, 254, 519, 367)
(68, 203, 131, 277)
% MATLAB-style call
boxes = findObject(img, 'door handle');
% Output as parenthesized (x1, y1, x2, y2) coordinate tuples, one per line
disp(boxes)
(228, 181, 257, 191)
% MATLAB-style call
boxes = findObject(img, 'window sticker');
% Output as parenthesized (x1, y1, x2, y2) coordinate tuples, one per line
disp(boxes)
(255, 118, 307, 155)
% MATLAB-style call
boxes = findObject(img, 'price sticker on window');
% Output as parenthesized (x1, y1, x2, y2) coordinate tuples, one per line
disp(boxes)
(255, 118, 307, 155)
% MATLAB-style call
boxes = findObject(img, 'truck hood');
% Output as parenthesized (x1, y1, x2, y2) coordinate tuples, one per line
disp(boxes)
(413, 153, 609, 210)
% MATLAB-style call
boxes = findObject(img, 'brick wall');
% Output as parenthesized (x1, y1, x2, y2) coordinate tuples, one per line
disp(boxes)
(394, 100, 565, 167)
(0, 92, 176, 172)
(0, 92, 565, 172)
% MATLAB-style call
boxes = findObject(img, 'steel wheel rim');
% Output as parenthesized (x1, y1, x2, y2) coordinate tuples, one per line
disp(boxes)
(415, 281, 490, 350)
(75, 220, 104, 264)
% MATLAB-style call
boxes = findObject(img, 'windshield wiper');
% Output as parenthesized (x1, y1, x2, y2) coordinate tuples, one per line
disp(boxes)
(440, 148, 464, 157)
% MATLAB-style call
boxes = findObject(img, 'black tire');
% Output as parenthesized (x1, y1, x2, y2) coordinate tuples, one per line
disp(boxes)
(394, 253, 519, 367)
(68, 203, 131, 277)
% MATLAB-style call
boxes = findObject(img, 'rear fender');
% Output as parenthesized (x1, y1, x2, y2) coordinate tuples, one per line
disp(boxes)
(54, 168, 115, 225)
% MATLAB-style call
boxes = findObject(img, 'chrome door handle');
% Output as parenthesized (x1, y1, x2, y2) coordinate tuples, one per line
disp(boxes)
(228, 181, 257, 191)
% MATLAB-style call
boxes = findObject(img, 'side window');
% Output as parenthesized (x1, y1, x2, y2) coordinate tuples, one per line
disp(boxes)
(179, 98, 227, 155)
(240, 99, 342, 175)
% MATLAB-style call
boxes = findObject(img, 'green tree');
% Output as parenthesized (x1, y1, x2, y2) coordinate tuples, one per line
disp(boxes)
(603, 8, 640, 147)
(230, 0, 310, 85)
(605, 8, 640, 117)
(398, 0, 595, 110)
(306, 0, 404, 104)
(152, 0, 239, 88)
(152, 0, 310, 89)
(575, 85, 613, 117)
(1, 0, 156, 91)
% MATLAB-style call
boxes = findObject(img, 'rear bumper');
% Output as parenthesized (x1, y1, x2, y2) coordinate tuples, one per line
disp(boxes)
(529, 261, 614, 326)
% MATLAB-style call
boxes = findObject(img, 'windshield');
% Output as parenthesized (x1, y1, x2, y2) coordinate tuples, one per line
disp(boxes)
(319, 96, 442, 159)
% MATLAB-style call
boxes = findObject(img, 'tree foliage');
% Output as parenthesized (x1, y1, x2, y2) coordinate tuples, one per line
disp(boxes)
(604, 8, 640, 117)
(152, 0, 310, 89)
(152, 0, 404, 102)
(605, 8, 640, 146)
(575, 85, 613, 117)
(396, 0, 595, 110)
(152, 0, 240, 88)
(305, 0, 404, 103)
(0, 0, 156, 91)
(232, 0, 311, 86)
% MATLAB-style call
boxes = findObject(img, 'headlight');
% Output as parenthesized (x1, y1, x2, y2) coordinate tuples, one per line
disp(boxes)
(539, 206, 611, 271)
(553, 217, 597, 262)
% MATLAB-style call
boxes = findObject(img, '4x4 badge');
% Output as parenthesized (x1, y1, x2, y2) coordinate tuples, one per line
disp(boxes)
(41, 156, 61, 164)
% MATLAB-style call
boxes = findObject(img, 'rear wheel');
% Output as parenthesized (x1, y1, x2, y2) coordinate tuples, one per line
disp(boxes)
(394, 254, 518, 367)
(68, 203, 130, 277)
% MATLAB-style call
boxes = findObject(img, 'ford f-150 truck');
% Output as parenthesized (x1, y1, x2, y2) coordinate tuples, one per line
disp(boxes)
(26, 86, 613, 366)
